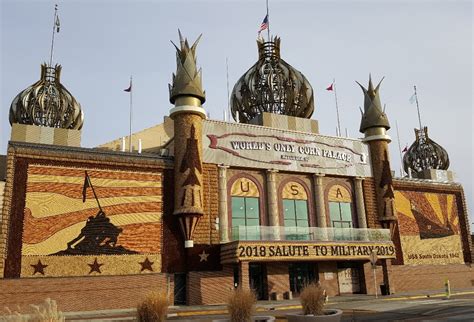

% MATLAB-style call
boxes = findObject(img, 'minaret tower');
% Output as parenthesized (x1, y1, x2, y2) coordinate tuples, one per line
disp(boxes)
(357, 76, 397, 231)
(169, 31, 206, 248)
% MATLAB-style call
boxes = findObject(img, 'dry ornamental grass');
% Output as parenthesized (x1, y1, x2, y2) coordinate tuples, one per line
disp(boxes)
(227, 287, 257, 322)
(299, 282, 326, 316)
(137, 291, 170, 322)
(1, 298, 65, 322)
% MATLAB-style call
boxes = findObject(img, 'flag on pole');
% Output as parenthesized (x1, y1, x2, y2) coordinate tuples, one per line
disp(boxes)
(409, 93, 416, 104)
(82, 172, 91, 202)
(124, 79, 132, 92)
(257, 14, 269, 35)
(402, 145, 408, 153)
(326, 83, 334, 91)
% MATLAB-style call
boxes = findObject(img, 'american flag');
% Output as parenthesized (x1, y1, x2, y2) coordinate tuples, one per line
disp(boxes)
(258, 14, 269, 35)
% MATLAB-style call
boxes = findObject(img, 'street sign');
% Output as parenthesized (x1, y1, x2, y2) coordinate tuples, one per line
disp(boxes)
(370, 250, 378, 268)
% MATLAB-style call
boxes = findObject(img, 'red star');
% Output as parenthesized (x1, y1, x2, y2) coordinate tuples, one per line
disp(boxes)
(31, 260, 48, 275)
(88, 258, 104, 274)
(139, 257, 154, 272)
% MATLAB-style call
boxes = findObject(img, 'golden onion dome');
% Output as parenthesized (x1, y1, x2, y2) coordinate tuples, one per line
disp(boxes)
(9, 64, 83, 130)
(230, 37, 314, 123)
(403, 126, 449, 174)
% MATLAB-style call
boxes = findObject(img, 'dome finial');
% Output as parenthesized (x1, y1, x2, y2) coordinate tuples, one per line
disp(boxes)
(230, 36, 314, 123)
(356, 75, 389, 133)
(48, 4, 61, 68)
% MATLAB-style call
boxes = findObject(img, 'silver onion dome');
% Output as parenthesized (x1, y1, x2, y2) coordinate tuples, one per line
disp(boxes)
(230, 37, 314, 123)
(403, 126, 449, 174)
(9, 64, 84, 130)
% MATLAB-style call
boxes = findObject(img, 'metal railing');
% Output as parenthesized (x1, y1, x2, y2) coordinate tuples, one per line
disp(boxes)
(231, 226, 391, 242)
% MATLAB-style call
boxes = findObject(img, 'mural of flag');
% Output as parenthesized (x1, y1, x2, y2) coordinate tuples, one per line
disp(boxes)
(82, 171, 91, 202)
(326, 83, 334, 91)
(258, 14, 269, 35)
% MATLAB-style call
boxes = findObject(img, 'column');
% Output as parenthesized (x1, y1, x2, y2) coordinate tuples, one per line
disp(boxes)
(218, 165, 229, 243)
(354, 177, 368, 241)
(313, 174, 327, 240)
(239, 261, 250, 290)
(266, 169, 279, 239)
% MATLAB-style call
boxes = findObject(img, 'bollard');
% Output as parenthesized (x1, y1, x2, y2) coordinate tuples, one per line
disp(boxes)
(444, 279, 451, 299)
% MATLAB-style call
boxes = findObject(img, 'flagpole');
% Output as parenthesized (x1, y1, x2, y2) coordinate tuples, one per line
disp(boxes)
(49, 4, 59, 67)
(333, 79, 341, 136)
(129, 76, 133, 152)
(266, 0, 270, 41)
(226, 57, 231, 119)
(85, 171, 103, 212)
(396, 120, 404, 176)
(413, 85, 422, 130)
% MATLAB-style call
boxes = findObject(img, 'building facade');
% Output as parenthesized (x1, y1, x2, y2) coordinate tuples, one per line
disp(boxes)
(0, 34, 472, 311)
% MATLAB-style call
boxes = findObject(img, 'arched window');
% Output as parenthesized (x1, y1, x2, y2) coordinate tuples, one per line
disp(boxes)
(328, 184, 353, 240)
(230, 177, 260, 240)
(282, 181, 309, 240)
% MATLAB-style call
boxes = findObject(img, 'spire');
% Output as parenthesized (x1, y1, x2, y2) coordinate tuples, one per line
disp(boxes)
(169, 30, 206, 105)
(357, 75, 390, 133)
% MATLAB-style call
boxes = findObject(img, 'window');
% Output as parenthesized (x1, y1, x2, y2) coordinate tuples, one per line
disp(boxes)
(281, 181, 309, 240)
(232, 196, 260, 240)
(328, 184, 354, 240)
(230, 177, 261, 241)
(283, 199, 309, 240)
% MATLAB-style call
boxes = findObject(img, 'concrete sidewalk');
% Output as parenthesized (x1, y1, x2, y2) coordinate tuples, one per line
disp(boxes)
(64, 288, 474, 321)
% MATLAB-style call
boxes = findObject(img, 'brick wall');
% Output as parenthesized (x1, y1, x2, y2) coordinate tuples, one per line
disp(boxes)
(318, 262, 339, 296)
(390, 263, 474, 292)
(0, 273, 169, 312)
(193, 163, 219, 245)
(267, 262, 290, 300)
(187, 266, 234, 305)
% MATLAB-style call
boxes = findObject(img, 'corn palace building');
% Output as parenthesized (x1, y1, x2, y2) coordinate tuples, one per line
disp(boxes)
(0, 34, 473, 311)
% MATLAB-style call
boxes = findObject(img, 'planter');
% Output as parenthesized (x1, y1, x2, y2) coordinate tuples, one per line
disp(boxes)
(213, 316, 275, 322)
(287, 309, 343, 322)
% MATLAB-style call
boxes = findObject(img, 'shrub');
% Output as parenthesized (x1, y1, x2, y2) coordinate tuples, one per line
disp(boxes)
(227, 287, 256, 322)
(137, 291, 170, 322)
(2, 298, 65, 322)
(299, 282, 326, 316)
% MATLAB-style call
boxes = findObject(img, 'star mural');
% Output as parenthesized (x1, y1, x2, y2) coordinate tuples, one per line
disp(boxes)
(139, 257, 154, 272)
(88, 258, 104, 274)
(31, 260, 48, 275)
(199, 250, 209, 262)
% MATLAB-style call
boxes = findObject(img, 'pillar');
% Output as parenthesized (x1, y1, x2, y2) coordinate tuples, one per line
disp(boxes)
(354, 177, 368, 229)
(218, 165, 229, 243)
(239, 261, 250, 290)
(313, 174, 327, 240)
(266, 169, 279, 239)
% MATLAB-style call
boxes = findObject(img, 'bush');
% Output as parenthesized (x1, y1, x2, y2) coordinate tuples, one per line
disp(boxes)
(299, 282, 326, 316)
(137, 291, 170, 322)
(2, 298, 65, 322)
(227, 287, 256, 322)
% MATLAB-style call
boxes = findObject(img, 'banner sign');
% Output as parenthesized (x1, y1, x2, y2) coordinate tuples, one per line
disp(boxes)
(221, 241, 396, 263)
(202, 120, 372, 177)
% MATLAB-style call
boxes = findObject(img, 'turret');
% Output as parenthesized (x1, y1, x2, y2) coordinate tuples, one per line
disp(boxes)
(169, 31, 206, 248)
(357, 76, 396, 231)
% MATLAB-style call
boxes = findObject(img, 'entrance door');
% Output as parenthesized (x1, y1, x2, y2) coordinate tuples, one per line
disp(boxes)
(337, 268, 361, 293)
(289, 263, 316, 295)
(174, 273, 186, 305)
(249, 263, 268, 300)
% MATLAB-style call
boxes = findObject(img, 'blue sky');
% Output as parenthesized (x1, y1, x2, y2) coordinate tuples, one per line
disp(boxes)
(1, 0, 472, 223)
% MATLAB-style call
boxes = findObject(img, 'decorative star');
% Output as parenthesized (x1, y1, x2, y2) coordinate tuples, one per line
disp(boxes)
(199, 250, 209, 262)
(88, 258, 104, 274)
(139, 257, 154, 272)
(31, 260, 48, 275)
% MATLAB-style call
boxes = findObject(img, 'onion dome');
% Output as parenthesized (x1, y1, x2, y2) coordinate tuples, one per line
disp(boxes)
(230, 37, 314, 123)
(403, 126, 450, 174)
(357, 76, 390, 133)
(9, 64, 84, 130)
